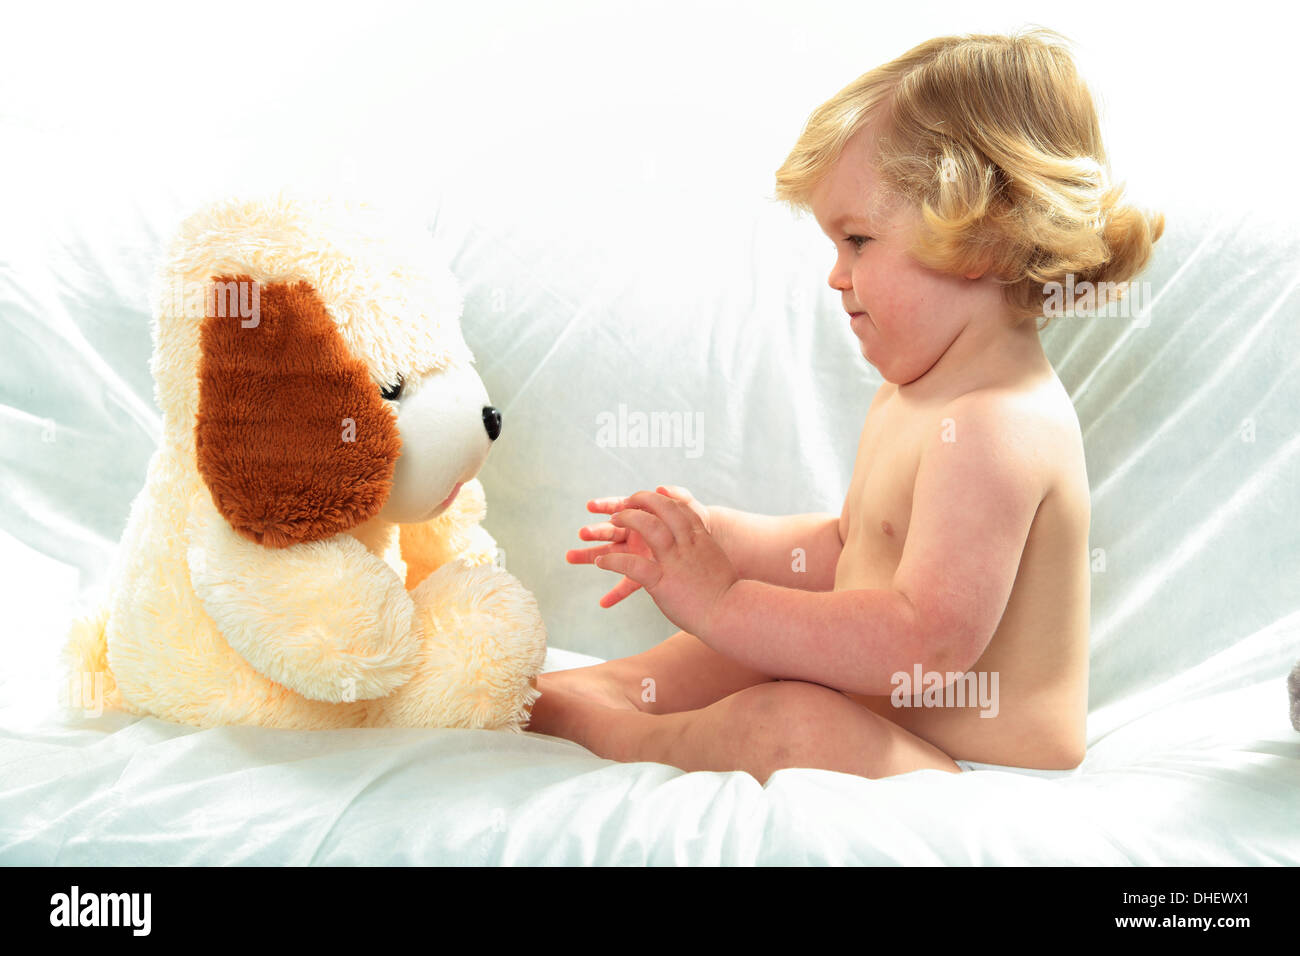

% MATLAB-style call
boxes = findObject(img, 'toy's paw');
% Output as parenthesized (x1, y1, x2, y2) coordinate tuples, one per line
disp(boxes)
(188, 500, 422, 703)
(375, 558, 547, 729)
(399, 479, 495, 588)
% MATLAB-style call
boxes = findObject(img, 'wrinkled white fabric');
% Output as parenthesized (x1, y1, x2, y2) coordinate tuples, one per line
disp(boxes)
(2, 3, 1297, 865)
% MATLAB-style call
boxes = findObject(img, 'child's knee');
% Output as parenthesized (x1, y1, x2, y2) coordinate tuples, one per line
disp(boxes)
(719, 680, 847, 752)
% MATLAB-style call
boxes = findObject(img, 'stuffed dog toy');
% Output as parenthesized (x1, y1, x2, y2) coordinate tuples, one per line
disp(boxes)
(63, 195, 546, 731)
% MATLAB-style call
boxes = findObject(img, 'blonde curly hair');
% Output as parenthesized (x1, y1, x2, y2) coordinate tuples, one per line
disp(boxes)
(774, 28, 1165, 328)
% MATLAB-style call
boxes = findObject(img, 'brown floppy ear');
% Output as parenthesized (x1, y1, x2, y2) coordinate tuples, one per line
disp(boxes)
(194, 276, 402, 548)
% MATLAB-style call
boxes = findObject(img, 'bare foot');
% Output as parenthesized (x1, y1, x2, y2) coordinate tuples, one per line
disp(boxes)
(547, 666, 640, 710)
(524, 668, 638, 746)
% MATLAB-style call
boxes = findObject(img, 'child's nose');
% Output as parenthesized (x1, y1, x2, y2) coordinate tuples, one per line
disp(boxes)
(827, 259, 852, 292)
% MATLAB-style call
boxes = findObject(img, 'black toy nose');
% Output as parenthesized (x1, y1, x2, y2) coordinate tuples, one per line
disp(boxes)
(482, 405, 502, 441)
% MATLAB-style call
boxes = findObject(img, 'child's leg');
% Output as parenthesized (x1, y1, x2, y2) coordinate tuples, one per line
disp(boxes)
(542, 629, 774, 715)
(653, 680, 963, 779)
(535, 677, 962, 782)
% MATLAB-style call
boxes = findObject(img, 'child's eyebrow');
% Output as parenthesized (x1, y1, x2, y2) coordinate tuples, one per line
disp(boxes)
(820, 212, 872, 236)
(837, 207, 876, 227)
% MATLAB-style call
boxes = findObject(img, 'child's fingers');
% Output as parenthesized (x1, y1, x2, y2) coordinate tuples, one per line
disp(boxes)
(656, 485, 693, 503)
(655, 485, 710, 533)
(593, 552, 661, 590)
(624, 490, 695, 541)
(610, 508, 673, 556)
(586, 496, 629, 514)
(565, 543, 620, 564)
(598, 577, 642, 608)
(578, 522, 627, 543)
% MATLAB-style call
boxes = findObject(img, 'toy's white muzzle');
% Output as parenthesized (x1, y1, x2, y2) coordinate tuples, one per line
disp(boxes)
(377, 363, 498, 524)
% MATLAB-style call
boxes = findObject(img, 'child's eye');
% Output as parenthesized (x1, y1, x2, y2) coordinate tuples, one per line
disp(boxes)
(845, 235, 873, 250)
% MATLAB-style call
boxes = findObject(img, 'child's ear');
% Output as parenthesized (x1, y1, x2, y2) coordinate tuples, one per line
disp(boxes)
(963, 252, 999, 281)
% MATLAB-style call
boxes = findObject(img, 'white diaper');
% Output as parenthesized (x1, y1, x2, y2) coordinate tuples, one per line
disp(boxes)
(955, 758, 1081, 777)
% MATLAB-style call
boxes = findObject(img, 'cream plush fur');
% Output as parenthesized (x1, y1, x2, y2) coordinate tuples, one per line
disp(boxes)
(63, 195, 547, 731)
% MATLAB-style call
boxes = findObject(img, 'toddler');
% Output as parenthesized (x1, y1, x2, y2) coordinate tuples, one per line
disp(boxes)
(525, 28, 1163, 781)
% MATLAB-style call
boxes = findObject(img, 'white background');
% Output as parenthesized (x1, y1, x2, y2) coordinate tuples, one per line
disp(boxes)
(2, 0, 1296, 698)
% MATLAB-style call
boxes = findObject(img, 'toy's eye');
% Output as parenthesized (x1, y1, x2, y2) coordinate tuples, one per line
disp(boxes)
(380, 375, 404, 401)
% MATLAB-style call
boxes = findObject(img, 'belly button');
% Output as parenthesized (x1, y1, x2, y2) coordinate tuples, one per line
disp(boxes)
(881, 520, 894, 536)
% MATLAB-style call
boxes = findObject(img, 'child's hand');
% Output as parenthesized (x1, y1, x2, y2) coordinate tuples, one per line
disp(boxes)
(567, 486, 710, 609)
(653, 485, 711, 532)
(592, 490, 738, 638)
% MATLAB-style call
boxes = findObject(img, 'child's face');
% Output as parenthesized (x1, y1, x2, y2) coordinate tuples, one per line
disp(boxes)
(810, 126, 995, 386)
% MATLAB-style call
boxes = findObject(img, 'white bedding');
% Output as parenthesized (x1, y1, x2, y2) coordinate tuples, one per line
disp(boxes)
(1, 635, 1295, 866)
(2, 2, 1297, 865)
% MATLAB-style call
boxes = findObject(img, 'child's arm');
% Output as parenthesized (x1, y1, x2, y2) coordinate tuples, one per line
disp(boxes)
(569, 487, 839, 606)
(708, 505, 842, 591)
(597, 399, 1045, 697)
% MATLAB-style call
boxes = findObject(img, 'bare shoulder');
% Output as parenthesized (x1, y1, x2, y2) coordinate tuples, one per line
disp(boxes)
(944, 376, 1079, 437)
(939, 376, 1087, 513)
